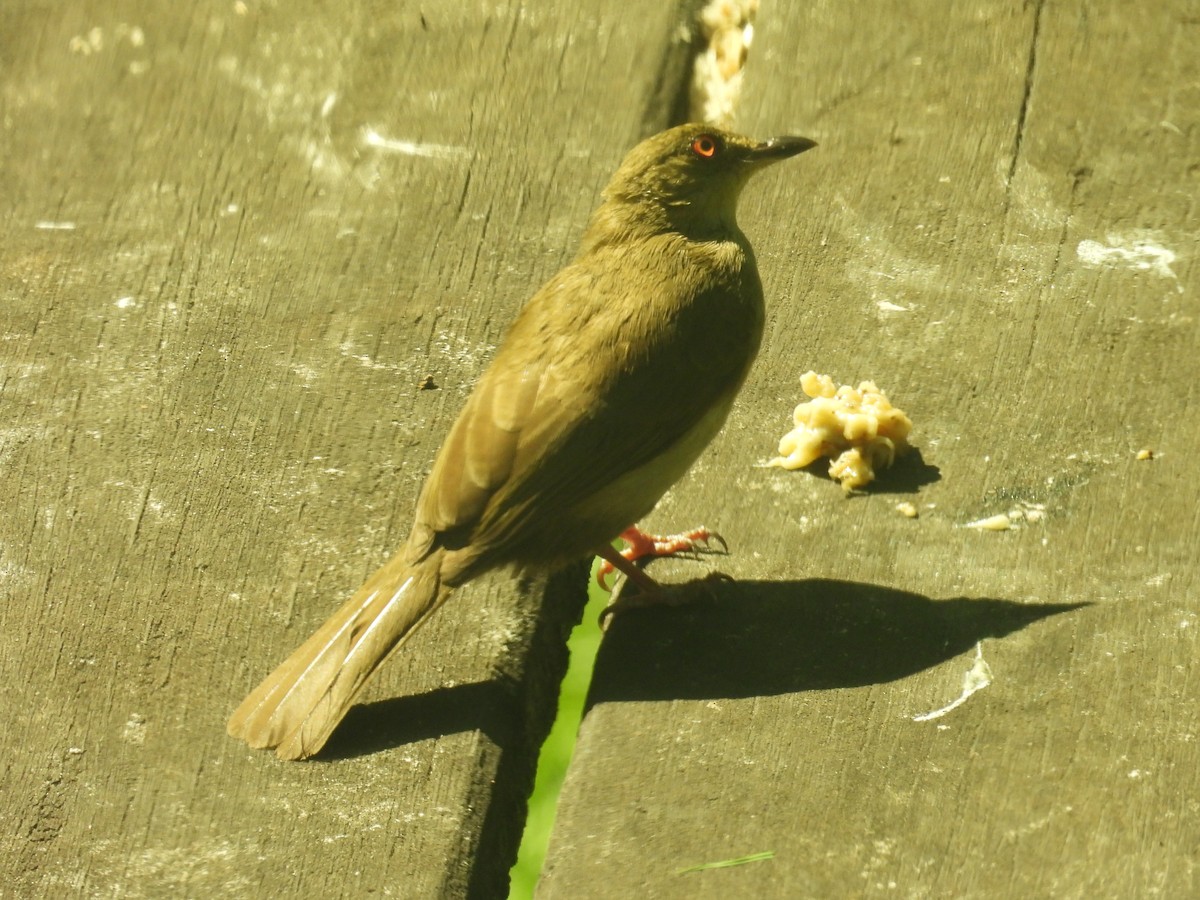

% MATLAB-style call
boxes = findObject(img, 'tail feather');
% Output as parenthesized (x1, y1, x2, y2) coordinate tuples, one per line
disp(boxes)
(228, 551, 448, 760)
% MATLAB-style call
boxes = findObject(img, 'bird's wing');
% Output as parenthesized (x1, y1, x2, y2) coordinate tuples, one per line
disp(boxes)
(413, 242, 761, 568)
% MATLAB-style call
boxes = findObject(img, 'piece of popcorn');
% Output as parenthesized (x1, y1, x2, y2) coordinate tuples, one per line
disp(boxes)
(768, 371, 913, 491)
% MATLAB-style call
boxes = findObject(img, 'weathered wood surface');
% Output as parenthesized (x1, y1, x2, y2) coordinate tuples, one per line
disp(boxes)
(0, 1, 696, 896)
(4, 0, 1197, 897)
(541, 1, 1199, 898)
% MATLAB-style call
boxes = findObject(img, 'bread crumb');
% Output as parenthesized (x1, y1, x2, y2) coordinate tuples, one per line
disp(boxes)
(767, 371, 913, 491)
(1136, 448, 1154, 461)
(896, 502, 919, 518)
(965, 503, 1045, 531)
(965, 513, 1012, 531)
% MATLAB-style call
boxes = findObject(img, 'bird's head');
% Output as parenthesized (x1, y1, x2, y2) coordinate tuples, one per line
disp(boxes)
(600, 124, 816, 235)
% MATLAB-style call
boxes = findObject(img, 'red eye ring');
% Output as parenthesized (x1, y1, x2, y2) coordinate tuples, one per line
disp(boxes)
(691, 134, 720, 158)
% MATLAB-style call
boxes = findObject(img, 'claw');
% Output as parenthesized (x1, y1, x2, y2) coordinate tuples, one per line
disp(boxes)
(593, 525, 727, 591)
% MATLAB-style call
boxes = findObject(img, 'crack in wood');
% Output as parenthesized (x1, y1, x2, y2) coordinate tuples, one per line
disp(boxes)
(1007, 0, 1046, 188)
(639, 1, 706, 134)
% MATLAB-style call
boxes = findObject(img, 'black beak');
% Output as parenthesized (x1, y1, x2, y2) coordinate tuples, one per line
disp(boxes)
(750, 136, 818, 161)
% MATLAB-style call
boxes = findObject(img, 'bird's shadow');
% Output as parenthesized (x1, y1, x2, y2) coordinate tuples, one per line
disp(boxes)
(319, 577, 1087, 758)
(590, 578, 1085, 705)
(321, 679, 515, 761)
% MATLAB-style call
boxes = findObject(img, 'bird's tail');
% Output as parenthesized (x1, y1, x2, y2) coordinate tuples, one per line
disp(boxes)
(227, 550, 448, 760)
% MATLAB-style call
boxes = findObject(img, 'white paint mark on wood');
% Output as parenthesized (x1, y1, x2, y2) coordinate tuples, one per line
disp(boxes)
(1077, 233, 1180, 285)
(912, 642, 992, 722)
(122, 713, 148, 744)
(68, 24, 146, 56)
(360, 127, 471, 160)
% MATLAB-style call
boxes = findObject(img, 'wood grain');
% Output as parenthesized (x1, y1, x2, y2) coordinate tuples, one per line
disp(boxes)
(541, 1, 1199, 897)
(0, 1, 695, 896)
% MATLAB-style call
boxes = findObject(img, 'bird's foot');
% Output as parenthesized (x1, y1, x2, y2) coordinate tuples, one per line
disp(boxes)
(595, 525, 726, 591)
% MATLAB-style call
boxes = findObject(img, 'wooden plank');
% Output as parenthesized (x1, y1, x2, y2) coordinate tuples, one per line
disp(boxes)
(541, 1, 1199, 896)
(0, 1, 695, 896)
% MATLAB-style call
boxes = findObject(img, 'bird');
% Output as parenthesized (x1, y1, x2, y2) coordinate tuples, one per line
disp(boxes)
(227, 123, 816, 759)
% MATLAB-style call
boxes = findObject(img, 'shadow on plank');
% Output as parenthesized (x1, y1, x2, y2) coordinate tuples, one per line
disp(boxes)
(588, 578, 1087, 705)
(316, 577, 1086, 758)
(320, 680, 518, 761)
(798, 446, 942, 495)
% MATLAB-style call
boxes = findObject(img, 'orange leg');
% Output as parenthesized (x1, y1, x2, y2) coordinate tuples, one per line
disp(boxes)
(595, 525, 727, 591)
(595, 539, 733, 629)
